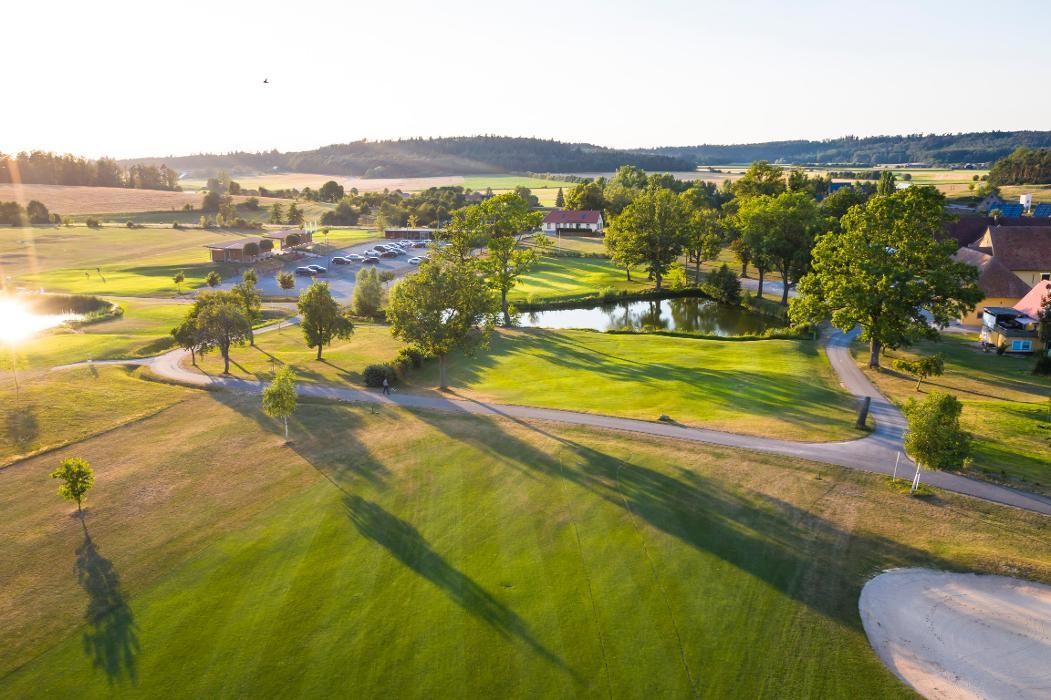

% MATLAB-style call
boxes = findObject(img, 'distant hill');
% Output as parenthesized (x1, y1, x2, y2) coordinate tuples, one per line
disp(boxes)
(643, 131, 1051, 166)
(122, 137, 695, 179)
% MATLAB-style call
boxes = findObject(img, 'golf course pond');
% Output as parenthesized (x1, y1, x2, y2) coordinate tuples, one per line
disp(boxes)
(518, 296, 777, 336)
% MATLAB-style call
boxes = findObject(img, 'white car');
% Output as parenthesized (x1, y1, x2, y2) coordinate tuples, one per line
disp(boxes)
(408, 256, 423, 265)
(346, 253, 364, 262)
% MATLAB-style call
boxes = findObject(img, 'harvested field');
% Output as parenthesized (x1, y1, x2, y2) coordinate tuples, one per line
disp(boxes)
(0, 184, 207, 215)
(180, 173, 469, 193)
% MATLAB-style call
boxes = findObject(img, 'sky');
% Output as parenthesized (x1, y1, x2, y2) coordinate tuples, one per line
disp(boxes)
(6, 0, 1051, 159)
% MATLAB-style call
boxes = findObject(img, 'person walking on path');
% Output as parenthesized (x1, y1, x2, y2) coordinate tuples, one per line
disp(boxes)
(382, 377, 391, 396)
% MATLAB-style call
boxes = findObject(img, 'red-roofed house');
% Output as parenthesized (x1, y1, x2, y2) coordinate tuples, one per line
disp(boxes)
(542, 210, 604, 237)
(1014, 279, 1051, 320)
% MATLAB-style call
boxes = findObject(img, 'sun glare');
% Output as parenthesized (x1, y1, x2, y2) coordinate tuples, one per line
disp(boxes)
(0, 298, 70, 345)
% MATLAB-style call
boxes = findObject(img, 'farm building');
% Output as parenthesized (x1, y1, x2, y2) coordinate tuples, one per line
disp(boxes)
(953, 247, 1034, 325)
(971, 226, 1051, 287)
(204, 237, 266, 263)
(385, 227, 436, 241)
(979, 307, 1042, 354)
(542, 210, 604, 236)
(1014, 279, 1051, 320)
(263, 229, 312, 250)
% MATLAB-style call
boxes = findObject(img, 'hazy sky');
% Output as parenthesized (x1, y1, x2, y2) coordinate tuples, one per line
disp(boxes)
(7, 0, 1051, 158)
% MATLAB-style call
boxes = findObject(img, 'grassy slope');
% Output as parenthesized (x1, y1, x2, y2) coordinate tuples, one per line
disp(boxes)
(510, 256, 650, 303)
(0, 367, 187, 465)
(861, 335, 1051, 493)
(2, 390, 1049, 697)
(1, 226, 242, 296)
(190, 325, 858, 441)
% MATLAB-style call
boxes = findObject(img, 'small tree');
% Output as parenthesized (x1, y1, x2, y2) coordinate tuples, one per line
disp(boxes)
(893, 353, 945, 391)
(287, 204, 304, 226)
(277, 271, 295, 291)
(351, 267, 383, 317)
(269, 203, 285, 224)
(173, 270, 185, 293)
(298, 281, 353, 360)
(386, 259, 497, 390)
(554, 187, 565, 208)
(171, 307, 203, 365)
(205, 270, 222, 288)
(232, 279, 262, 345)
(702, 264, 741, 305)
(902, 392, 971, 490)
(242, 268, 258, 286)
(262, 366, 297, 442)
(1, 348, 26, 402)
(50, 457, 95, 515)
(259, 239, 275, 255)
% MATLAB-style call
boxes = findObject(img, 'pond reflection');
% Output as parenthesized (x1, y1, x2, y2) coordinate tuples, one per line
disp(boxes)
(519, 297, 774, 336)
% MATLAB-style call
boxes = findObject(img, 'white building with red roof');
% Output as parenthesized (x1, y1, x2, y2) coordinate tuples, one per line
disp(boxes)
(542, 210, 604, 236)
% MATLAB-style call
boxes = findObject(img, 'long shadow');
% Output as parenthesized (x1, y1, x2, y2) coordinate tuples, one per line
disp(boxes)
(76, 518, 139, 685)
(342, 494, 574, 675)
(5, 403, 39, 450)
(409, 401, 960, 628)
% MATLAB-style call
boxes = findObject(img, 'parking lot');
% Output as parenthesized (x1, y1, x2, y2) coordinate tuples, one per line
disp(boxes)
(216, 238, 429, 301)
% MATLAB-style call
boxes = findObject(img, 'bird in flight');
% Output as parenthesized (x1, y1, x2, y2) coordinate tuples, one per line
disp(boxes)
(263, 78, 269, 84)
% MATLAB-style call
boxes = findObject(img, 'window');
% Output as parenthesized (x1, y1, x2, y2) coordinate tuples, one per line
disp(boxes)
(1041, 272, 1050, 281)
(1010, 340, 1032, 352)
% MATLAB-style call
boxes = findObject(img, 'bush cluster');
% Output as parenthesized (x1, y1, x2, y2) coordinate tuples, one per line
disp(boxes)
(362, 363, 396, 387)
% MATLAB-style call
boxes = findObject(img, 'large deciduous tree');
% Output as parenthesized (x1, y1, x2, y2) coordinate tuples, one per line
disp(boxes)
(790, 187, 983, 368)
(298, 281, 353, 360)
(732, 160, 786, 199)
(474, 193, 543, 325)
(386, 259, 497, 390)
(194, 291, 253, 374)
(681, 202, 724, 284)
(606, 186, 689, 290)
(736, 192, 824, 305)
(563, 181, 605, 211)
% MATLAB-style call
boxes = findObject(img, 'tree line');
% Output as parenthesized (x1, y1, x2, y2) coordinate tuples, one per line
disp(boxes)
(987, 147, 1051, 186)
(0, 151, 180, 190)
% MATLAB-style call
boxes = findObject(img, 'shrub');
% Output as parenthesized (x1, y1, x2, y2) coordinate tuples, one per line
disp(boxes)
(396, 346, 428, 370)
(352, 267, 383, 317)
(85, 217, 100, 228)
(1034, 354, 1051, 376)
(362, 363, 396, 387)
(702, 264, 741, 305)
(378, 270, 396, 283)
(126, 220, 136, 228)
(173, 222, 183, 230)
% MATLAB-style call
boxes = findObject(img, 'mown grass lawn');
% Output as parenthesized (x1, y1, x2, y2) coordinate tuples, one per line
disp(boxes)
(861, 334, 1051, 494)
(2, 389, 1049, 697)
(510, 255, 650, 303)
(2, 226, 248, 296)
(190, 325, 858, 441)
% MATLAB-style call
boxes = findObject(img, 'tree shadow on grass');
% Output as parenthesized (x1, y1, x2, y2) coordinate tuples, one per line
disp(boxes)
(409, 402, 960, 629)
(4, 403, 39, 451)
(76, 518, 138, 685)
(342, 494, 575, 677)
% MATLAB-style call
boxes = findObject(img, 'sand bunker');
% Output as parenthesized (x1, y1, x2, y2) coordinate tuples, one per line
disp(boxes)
(860, 568, 1051, 699)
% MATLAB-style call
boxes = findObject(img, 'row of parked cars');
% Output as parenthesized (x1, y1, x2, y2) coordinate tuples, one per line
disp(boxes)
(295, 240, 432, 276)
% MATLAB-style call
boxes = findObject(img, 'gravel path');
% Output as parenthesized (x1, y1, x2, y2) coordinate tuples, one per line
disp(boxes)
(53, 323, 1051, 516)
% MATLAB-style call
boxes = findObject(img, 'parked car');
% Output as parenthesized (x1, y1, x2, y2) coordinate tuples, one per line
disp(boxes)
(363, 249, 381, 257)
(412, 241, 429, 248)
(331, 256, 351, 265)
(346, 253, 364, 262)
(306, 264, 327, 274)
(373, 244, 391, 252)
(362, 256, 380, 264)
(398, 240, 415, 247)
(408, 256, 423, 265)
(380, 250, 399, 258)
(387, 246, 406, 255)
(295, 266, 315, 276)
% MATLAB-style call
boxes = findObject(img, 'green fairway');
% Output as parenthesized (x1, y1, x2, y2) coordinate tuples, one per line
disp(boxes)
(510, 255, 650, 303)
(862, 334, 1051, 494)
(1, 226, 246, 296)
(2, 390, 1049, 697)
(190, 325, 857, 441)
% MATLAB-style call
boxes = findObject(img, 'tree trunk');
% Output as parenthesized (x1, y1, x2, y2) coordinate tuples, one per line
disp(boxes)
(190, 347, 196, 366)
(868, 338, 882, 369)
(757, 269, 765, 298)
(222, 348, 230, 374)
(438, 354, 448, 391)
(779, 267, 790, 306)
(740, 261, 748, 277)
(249, 328, 255, 347)
(695, 257, 701, 285)
(654, 272, 662, 291)
(316, 344, 323, 360)
(284, 416, 289, 441)
(625, 267, 632, 282)
(916, 377, 923, 391)
(501, 290, 511, 327)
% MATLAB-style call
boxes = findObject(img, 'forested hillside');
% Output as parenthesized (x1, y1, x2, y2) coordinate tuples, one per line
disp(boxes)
(0, 151, 180, 190)
(646, 131, 1051, 166)
(988, 147, 1051, 185)
(123, 137, 694, 178)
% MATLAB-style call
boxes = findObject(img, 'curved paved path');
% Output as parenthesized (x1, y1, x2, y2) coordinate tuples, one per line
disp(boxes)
(54, 326, 1051, 516)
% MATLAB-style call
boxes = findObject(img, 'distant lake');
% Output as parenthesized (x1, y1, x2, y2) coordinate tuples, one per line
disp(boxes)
(518, 297, 775, 336)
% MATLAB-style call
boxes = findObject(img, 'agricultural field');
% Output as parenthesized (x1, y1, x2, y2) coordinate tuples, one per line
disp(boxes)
(860, 334, 1051, 494)
(2, 385, 1049, 697)
(179, 173, 574, 196)
(188, 324, 858, 441)
(0, 184, 204, 215)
